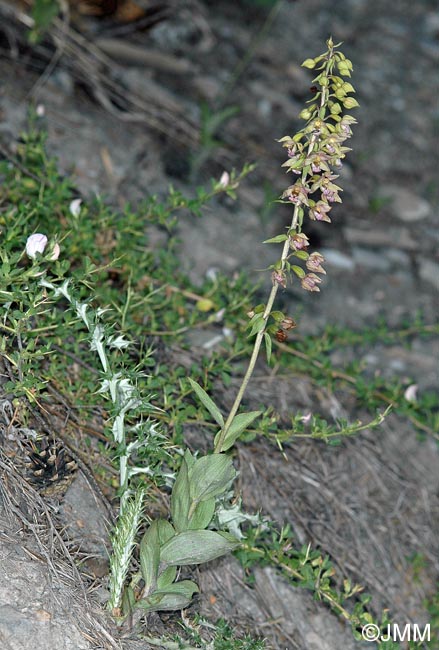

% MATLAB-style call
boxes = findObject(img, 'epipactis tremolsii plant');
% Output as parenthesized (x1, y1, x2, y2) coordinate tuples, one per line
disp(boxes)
(122, 37, 359, 620)
(209, 38, 358, 455)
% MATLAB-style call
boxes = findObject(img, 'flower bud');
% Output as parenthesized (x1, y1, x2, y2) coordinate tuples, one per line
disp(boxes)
(271, 270, 287, 288)
(26, 233, 48, 259)
(343, 97, 360, 109)
(306, 252, 326, 274)
(299, 108, 313, 120)
(275, 329, 288, 342)
(301, 273, 322, 292)
(302, 58, 316, 69)
(280, 316, 296, 331)
(289, 232, 310, 250)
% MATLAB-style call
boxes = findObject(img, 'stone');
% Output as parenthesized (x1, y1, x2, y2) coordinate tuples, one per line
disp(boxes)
(352, 247, 391, 271)
(418, 259, 439, 291)
(381, 186, 431, 222)
(385, 248, 411, 267)
(320, 248, 355, 270)
(343, 226, 418, 250)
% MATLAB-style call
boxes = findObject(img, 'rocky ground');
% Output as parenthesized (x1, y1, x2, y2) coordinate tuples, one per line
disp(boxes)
(0, 0, 438, 648)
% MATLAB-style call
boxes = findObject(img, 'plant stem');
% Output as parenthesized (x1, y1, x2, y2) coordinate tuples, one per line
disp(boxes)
(214, 205, 299, 454)
(214, 47, 334, 454)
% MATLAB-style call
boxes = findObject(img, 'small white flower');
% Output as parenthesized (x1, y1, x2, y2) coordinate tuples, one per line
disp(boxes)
(219, 171, 230, 187)
(69, 198, 82, 217)
(404, 384, 418, 403)
(300, 412, 312, 424)
(36, 104, 45, 117)
(26, 233, 48, 258)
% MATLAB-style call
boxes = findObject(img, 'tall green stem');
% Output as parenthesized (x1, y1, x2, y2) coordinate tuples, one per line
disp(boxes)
(214, 205, 299, 454)
(214, 45, 333, 454)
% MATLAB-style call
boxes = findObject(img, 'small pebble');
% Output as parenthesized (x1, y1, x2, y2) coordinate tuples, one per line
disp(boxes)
(381, 186, 431, 222)
(352, 247, 391, 271)
(418, 259, 439, 291)
(320, 248, 355, 270)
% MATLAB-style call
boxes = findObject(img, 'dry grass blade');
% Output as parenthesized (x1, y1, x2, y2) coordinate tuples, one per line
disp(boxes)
(0, 0, 200, 145)
(0, 449, 122, 649)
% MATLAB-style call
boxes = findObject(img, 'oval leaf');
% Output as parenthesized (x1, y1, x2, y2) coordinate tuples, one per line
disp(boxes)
(139, 524, 160, 591)
(171, 455, 191, 532)
(156, 565, 177, 590)
(264, 332, 272, 365)
(215, 410, 262, 452)
(160, 530, 239, 567)
(188, 454, 236, 502)
(136, 580, 199, 613)
(187, 497, 215, 530)
(263, 234, 288, 244)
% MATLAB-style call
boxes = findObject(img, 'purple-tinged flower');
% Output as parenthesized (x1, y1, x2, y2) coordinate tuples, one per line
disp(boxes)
(271, 270, 287, 288)
(282, 181, 309, 206)
(26, 233, 48, 259)
(289, 232, 310, 250)
(323, 135, 341, 154)
(307, 152, 330, 174)
(338, 117, 354, 138)
(309, 200, 332, 223)
(322, 187, 338, 203)
(301, 273, 322, 292)
(306, 252, 326, 274)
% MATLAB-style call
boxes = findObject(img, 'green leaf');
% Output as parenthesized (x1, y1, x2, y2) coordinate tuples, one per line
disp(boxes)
(187, 378, 224, 427)
(186, 497, 215, 530)
(263, 234, 288, 244)
(121, 585, 136, 618)
(31, 0, 59, 32)
(156, 565, 177, 590)
(264, 332, 272, 365)
(170, 453, 191, 532)
(188, 454, 236, 502)
(139, 524, 160, 591)
(160, 530, 239, 567)
(215, 410, 262, 452)
(140, 519, 175, 591)
(136, 580, 199, 613)
(248, 314, 265, 337)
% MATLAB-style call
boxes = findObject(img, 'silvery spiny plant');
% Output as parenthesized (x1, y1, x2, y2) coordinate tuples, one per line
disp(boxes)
(22, 37, 358, 622)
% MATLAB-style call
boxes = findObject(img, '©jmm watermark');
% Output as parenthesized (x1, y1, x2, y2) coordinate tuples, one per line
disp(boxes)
(361, 623, 431, 643)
